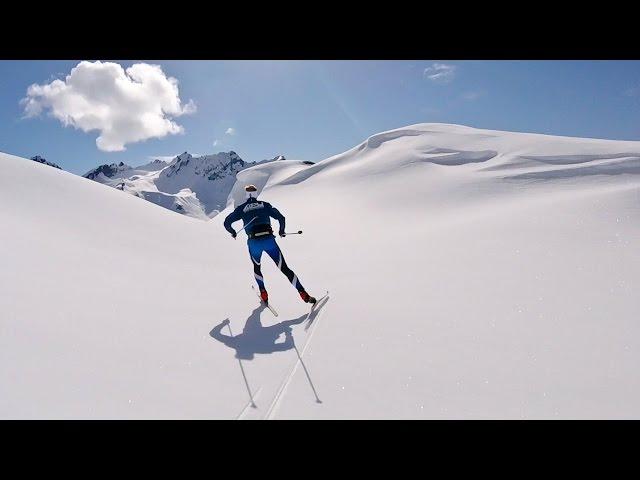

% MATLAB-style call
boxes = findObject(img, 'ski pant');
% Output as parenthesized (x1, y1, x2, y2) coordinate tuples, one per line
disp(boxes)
(248, 236, 305, 292)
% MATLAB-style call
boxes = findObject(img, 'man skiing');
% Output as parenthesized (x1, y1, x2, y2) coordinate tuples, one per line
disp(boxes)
(224, 184, 316, 306)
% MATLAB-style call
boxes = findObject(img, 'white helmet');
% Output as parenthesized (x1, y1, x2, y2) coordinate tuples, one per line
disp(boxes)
(245, 184, 258, 199)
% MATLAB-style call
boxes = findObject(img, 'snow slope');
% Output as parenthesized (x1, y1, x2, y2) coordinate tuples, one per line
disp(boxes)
(2, 123, 640, 419)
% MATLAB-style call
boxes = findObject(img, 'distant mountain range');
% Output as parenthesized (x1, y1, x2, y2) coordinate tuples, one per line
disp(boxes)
(82, 152, 288, 219)
(31, 155, 62, 170)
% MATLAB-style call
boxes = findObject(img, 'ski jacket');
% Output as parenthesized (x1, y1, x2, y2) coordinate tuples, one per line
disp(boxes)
(223, 197, 286, 238)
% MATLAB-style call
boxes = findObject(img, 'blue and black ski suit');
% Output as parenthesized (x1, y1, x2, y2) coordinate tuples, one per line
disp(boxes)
(223, 197, 306, 293)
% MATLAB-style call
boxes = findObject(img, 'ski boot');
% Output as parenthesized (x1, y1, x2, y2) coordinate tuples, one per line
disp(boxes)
(260, 288, 269, 304)
(299, 290, 316, 304)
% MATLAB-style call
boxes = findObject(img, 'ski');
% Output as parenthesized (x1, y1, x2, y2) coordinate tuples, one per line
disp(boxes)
(304, 291, 329, 329)
(251, 285, 278, 317)
(264, 302, 278, 317)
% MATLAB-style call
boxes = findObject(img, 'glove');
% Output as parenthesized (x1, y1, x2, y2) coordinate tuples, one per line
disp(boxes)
(231, 231, 237, 239)
(279, 231, 286, 237)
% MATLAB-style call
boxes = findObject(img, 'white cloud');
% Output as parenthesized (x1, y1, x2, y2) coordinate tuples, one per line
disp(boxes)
(423, 63, 457, 84)
(225, 127, 236, 136)
(461, 91, 485, 101)
(421, 106, 440, 115)
(624, 86, 639, 97)
(21, 61, 196, 152)
(213, 139, 220, 146)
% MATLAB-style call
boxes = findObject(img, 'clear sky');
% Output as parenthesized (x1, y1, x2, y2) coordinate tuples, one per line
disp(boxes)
(1, 60, 639, 174)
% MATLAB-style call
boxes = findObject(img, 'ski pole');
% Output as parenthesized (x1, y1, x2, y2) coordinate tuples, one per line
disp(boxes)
(238, 217, 258, 233)
(284, 230, 303, 235)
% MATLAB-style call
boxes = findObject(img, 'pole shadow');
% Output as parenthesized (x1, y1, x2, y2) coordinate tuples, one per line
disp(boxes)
(210, 304, 323, 409)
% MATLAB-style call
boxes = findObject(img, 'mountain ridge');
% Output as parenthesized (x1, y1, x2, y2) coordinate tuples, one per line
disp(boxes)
(80, 151, 287, 219)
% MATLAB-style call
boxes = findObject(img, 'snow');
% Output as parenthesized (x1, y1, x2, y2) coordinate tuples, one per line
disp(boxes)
(83, 152, 258, 220)
(1, 123, 640, 419)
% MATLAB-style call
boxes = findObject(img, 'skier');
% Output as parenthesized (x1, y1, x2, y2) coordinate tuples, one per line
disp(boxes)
(224, 184, 316, 305)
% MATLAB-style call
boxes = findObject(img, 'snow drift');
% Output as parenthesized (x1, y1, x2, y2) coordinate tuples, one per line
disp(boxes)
(1, 123, 640, 419)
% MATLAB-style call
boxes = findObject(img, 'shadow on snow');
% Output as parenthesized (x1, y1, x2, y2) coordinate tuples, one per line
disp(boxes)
(210, 305, 308, 360)
(209, 297, 329, 411)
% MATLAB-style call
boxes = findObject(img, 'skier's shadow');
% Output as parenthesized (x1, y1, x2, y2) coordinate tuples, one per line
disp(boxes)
(210, 305, 308, 360)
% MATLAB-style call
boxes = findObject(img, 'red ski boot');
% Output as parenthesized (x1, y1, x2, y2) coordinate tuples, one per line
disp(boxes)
(260, 289, 269, 304)
(299, 290, 316, 304)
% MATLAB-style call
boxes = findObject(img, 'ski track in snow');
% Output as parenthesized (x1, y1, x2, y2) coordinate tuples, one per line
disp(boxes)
(264, 299, 329, 420)
(236, 387, 263, 420)
(234, 297, 329, 420)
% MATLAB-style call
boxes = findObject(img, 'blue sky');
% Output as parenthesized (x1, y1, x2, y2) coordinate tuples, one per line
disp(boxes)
(1, 60, 639, 174)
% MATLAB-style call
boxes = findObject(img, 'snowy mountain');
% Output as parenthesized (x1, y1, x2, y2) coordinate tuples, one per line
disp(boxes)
(2, 123, 640, 419)
(83, 151, 261, 219)
(30, 155, 62, 169)
(84, 161, 133, 180)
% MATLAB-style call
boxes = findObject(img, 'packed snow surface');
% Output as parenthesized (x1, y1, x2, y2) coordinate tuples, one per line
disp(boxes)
(1, 123, 639, 419)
